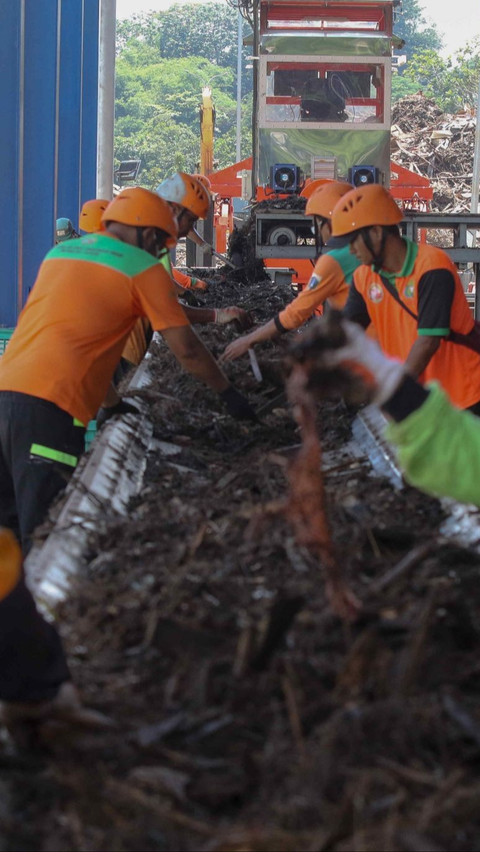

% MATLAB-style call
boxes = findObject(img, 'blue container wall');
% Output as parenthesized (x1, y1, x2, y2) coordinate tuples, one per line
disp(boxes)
(0, 2, 22, 325)
(0, 0, 99, 326)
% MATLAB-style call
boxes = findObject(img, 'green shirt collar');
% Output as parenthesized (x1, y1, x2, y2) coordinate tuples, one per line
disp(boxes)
(377, 238, 418, 282)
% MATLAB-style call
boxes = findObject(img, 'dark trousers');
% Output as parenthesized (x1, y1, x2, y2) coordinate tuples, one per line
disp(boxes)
(0, 392, 85, 702)
(467, 399, 480, 417)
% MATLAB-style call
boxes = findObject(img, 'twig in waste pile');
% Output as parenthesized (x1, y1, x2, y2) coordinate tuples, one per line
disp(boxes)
(121, 388, 179, 404)
(282, 660, 306, 760)
(370, 543, 436, 595)
(395, 830, 443, 852)
(205, 828, 313, 852)
(285, 363, 361, 622)
(395, 585, 441, 696)
(376, 757, 441, 789)
(442, 692, 480, 750)
(106, 779, 214, 838)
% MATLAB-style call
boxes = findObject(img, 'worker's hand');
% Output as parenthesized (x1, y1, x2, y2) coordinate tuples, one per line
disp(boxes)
(214, 307, 254, 331)
(291, 318, 406, 407)
(220, 386, 258, 422)
(191, 278, 210, 292)
(96, 400, 139, 429)
(180, 289, 205, 308)
(221, 335, 252, 363)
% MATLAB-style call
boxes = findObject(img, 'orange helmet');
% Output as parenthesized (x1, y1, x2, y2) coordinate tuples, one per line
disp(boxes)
(191, 173, 212, 193)
(156, 172, 211, 220)
(101, 187, 179, 248)
(305, 182, 352, 220)
(80, 198, 110, 233)
(0, 528, 22, 601)
(332, 184, 403, 237)
(300, 179, 333, 201)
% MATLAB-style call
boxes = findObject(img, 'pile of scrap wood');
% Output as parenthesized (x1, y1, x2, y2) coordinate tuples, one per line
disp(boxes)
(392, 93, 477, 212)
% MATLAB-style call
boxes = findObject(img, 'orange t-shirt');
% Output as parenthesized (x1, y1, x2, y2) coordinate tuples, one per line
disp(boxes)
(0, 233, 190, 425)
(173, 267, 194, 290)
(345, 240, 480, 409)
(278, 252, 350, 331)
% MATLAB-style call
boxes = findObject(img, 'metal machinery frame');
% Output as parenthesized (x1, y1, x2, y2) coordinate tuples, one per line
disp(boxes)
(402, 214, 480, 317)
(209, 0, 440, 289)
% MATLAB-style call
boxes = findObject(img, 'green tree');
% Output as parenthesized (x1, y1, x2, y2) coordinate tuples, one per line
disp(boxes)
(394, 0, 443, 61)
(404, 39, 480, 112)
(114, 3, 253, 188)
(391, 71, 422, 103)
(116, 3, 253, 97)
(115, 42, 251, 187)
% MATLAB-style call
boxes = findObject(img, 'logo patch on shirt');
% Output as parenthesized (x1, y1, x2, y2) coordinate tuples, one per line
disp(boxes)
(368, 283, 384, 304)
(307, 274, 322, 291)
(404, 282, 415, 299)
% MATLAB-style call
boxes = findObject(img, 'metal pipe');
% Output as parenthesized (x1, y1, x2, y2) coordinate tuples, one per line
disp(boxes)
(97, 0, 116, 199)
(53, 0, 62, 229)
(251, 0, 259, 198)
(471, 74, 480, 214)
(17, 0, 26, 319)
(236, 10, 243, 164)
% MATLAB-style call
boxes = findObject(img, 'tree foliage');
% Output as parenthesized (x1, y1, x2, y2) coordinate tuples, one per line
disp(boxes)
(402, 39, 480, 112)
(394, 0, 443, 61)
(115, 3, 252, 189)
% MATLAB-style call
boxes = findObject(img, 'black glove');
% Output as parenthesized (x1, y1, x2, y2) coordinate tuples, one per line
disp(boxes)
(180, 290, 205, 307)
(96, 401, 139, 429)
(220, 386, 258, 422)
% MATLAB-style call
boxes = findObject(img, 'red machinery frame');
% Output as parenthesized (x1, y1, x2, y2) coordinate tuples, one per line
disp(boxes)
(261, 1, 395, 34)
(208, 1, 432, 279)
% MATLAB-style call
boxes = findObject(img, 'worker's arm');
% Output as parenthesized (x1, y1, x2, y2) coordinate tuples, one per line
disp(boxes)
(385, 381, 480, 506)
(161, 325, 229, 392)
(171, 277, 190, 297)
(342, 278, 372, 329)
(222, 255, 348, 362)
(406, 269, 455, 377)
(133, 266, 256, 420)
(404, 336, 441, 378)
(172, 267, 209, 293)
(161, 325, 256, 420)
(221, 320, 279, 362)
(183, 305, 216, 324)
(173, 267, 193, 290)
(291, 317, 480, 507)
(184, 305, 254, 330)
(188, 227, 207, 248)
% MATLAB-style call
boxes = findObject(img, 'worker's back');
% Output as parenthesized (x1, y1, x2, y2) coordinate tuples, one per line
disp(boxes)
(0, 233, 186, 425)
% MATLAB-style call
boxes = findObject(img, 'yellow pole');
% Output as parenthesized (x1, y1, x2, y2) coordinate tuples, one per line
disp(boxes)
(200, 86, 215, 177)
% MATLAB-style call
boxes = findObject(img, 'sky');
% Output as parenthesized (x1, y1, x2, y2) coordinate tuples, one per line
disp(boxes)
(115, 0, 480, 56)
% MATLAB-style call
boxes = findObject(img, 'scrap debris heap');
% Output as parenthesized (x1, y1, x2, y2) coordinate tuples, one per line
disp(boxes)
(392, 93, 477, 212)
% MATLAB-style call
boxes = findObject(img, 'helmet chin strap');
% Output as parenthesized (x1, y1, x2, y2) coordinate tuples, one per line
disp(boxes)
(361, 227, 387, 273)
(314, 218, 327, 256)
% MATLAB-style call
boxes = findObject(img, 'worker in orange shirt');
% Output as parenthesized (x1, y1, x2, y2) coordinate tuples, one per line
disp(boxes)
(335, 184, 480, 414)
(112, 174, 252, 386)
(188, 173, 218, 258)
(0, 187, 255, 550)
(221, 181, 359, 363)
(79, 198, 109, 233)
(75, 188, 251, 408)
(157, 172, 216, 294)
(0, 187, 256, 727)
